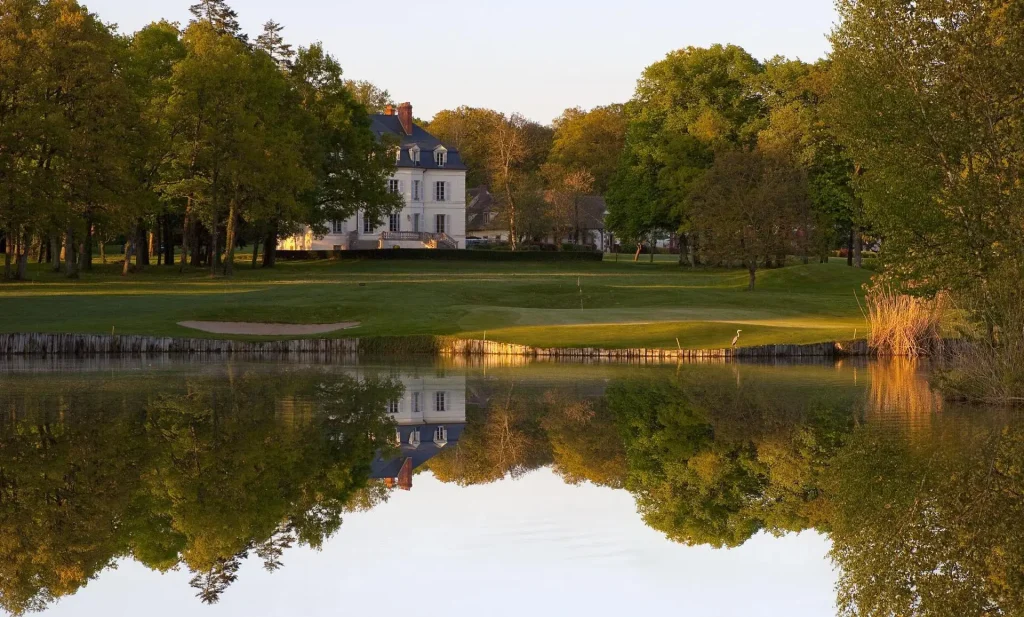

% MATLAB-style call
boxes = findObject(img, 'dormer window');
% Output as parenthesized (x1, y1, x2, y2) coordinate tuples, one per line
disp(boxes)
(434, 147, 447, 167)
(410, 145, 421, 165)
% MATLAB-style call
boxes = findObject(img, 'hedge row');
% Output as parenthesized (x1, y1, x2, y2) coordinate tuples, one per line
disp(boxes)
(274, 249, 604, 262)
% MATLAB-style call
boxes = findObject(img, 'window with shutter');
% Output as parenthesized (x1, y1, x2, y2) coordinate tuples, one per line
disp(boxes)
(434, 181, 445, 202)
(389, 213, 400, 232)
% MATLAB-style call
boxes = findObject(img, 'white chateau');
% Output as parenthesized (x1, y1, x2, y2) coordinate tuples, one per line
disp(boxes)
(281, 102, 468, 251)
(370, 371, 467, 491)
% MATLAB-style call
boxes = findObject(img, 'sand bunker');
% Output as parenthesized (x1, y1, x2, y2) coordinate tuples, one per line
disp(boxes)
(178, 321, 360, 336)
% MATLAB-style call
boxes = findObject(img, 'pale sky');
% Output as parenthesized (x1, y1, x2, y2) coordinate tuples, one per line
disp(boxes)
(45, 469, 837, 617)
(82, 0, 838, 124)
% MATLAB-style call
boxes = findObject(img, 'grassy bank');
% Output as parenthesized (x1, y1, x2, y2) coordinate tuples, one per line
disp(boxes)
(0, 258, 872, 349)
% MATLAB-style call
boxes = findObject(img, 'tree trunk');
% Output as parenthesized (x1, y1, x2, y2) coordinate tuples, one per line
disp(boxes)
(847, 227, 854, 267)
(262, 221, 278, 268)
(649, 235, 655, 263)
(251, 238, 260, 269)
(99, 236, 106, 264)
(223, 198, 237, 276)
(64, 228, 77, 278)
(155, 218, 162, 266)
(16, 231, 28, 280)
(853, 226, 863, 268)
(210, 209, 220, 277)
(181, 198, 192, 272)
(135, 222, 149, 267)
(50, 235, 61, 271)
(148, 230, 155, 265)
(36, 237, 45, 263)
(122, 238, 134, 276)
(2, 231, 10, 280)
(633, 243, 641, 262)
(748, 265, 757, 291)
(82, 223, 93, 271)
(163, 214, 175, 266)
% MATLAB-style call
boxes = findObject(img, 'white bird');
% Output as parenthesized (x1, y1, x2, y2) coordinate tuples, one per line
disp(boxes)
(731, 330, 743, 349)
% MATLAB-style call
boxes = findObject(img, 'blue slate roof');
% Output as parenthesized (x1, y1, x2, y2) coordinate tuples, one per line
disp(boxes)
(369, 114, 468, 170)
(370, 423, 466, 479)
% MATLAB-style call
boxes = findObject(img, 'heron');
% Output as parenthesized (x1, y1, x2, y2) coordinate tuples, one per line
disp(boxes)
(731, 329, 743, 349)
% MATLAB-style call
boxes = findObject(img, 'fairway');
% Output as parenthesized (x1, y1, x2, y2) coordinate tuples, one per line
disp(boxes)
(0, 258, 872, 349)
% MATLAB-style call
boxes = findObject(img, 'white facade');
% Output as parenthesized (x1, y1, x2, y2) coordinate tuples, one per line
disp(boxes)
(388, 373, 467, 440)
(281, 168, 467, 251)
(281, 105, 468, 251)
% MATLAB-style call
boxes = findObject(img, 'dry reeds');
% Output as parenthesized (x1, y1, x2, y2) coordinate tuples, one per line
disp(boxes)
(867, 358, 943, 429)
(863, 286, 948, 356)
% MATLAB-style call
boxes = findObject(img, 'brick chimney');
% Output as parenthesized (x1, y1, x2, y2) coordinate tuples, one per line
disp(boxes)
(397, 457, 413, 491)
(384, 104, 394, 116)
(397, 102, 414, 136)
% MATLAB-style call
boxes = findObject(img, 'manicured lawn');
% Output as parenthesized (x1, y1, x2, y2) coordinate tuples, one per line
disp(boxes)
(0, 257, 872, 349)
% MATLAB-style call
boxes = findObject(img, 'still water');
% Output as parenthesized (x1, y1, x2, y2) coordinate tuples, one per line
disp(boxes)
(0, 356, 1019, 616)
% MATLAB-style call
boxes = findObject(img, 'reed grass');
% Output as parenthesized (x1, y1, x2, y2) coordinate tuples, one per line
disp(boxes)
(862, 286, 947, 356)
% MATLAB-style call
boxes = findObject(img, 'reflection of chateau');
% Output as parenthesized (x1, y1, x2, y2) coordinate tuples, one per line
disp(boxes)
(372, 373, 466, 490)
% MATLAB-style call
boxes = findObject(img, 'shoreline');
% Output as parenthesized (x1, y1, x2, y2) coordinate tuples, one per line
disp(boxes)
(0, 332, 874, 360)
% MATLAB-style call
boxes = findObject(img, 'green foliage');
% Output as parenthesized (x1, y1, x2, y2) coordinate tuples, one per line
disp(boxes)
(0, 0, 406, 279)
(547, 105, 626, 194)
(0, 368, 399, 612)
(689, 148, 811, 289)
(607, 44, 766, 245)
(828, 0, 1024, 314)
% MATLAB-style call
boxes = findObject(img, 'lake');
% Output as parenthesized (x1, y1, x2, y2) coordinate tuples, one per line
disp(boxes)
(0, 356, 1019, 616)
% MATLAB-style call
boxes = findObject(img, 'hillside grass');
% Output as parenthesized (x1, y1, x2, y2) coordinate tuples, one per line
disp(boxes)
(0, 257, 872, 349)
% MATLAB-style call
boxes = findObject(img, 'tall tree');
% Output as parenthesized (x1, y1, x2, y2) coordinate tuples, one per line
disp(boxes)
(828, 0, 1024, 326)
(488, 113, 548, 250)
(547, 105, 626, 194)
(163, 21, 255, 274)
(280, 44, 401, 266)
(607, 45, 765, 261)
(342, 80, 393, 114)
(37, 0, 132, 278)
(689, 148, 810, 290)
(543, 164, 594, 246)
(427, 106, 504, 188)
(188, 0, 243, 38)
(254, 20, 293, 68)
(122, 21, 187, 272)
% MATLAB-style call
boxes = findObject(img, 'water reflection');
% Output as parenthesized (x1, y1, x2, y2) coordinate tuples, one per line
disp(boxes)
(0, 358, 1020, 616)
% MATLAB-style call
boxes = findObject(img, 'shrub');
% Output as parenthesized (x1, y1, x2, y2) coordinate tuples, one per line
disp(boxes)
(934, 282, 1024, 405)
(863, 285, 947, 356)
(274, 249, 603, 262)
(936, 340, 1024, 404)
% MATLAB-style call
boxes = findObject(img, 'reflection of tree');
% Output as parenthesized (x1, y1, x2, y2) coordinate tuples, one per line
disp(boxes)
(542, 392, 627, 489)
(429, 386, 551, 485)
(5, 363, 1024, 617)
(0, 370, 399, 613)
(607, 371, 857, 547)
(826, 412, 1024, 617)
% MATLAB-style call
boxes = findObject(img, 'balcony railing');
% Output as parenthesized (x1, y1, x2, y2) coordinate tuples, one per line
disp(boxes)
(379, 231, 457, 249)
